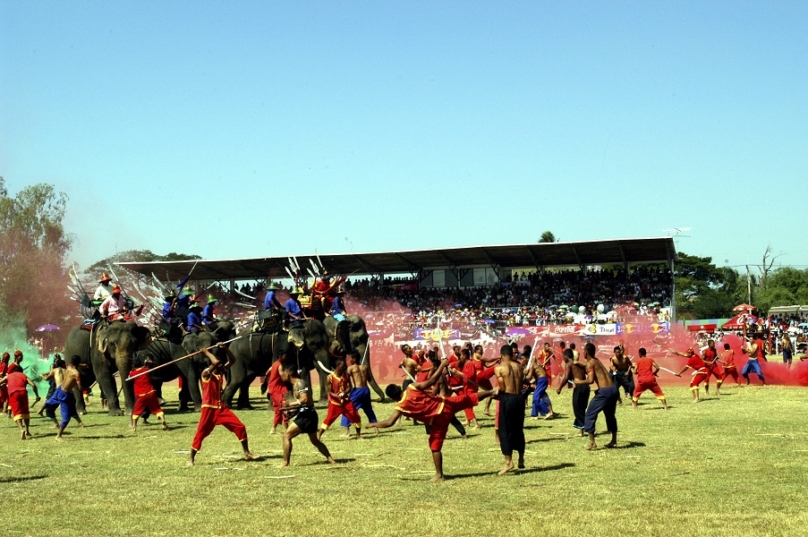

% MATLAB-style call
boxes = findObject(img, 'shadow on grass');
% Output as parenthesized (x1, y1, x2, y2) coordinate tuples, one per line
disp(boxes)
(527, 436, 569, 443)
(609, 441, 645, 450)
(0, 475, 47, 484)
(395, 462, 577, 481)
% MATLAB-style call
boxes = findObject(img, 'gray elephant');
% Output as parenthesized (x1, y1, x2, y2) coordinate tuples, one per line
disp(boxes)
(136, 338, 209, 412)
(321, 315, 385, 402)
(225, 321, 329, 409)
(64, 320, 152, 416)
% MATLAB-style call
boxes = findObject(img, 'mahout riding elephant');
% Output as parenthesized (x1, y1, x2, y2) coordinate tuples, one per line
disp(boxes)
(64, 320, 152, 416)
(225, 320, 329, 409)
(321, 315, 384, 402)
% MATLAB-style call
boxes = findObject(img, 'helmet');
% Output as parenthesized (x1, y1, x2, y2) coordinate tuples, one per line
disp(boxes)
(111, 285, 122, 294)
(336, 284, 346, 294)
(182, 288, 194, 296)
(207, 294, 218, 304)
(100, 273, 112, 283)
(267, 281, 280, 290)
(290, 287, 303, 296)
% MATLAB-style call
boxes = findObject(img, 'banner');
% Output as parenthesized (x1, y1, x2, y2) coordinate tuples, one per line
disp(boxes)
(504, 321, 670, 338)
(414, 327, 461, 341)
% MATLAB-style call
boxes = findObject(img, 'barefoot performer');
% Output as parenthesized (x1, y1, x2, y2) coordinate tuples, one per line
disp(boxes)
(576, 343, 619, 450)
(0, 364, 40, 439)
(701, 339, 723, 394)
(631, 348, 668, 410)
(741, 330, 766, 385)
(278, 365, 335, 467)
(266, 353, 289, 435)
(494, 345, 526, 475)
(673, 347, 708, 402)
(526, 345, 555, 420)
(368, 361, 495, 482)
(318, 359, 362, 440)
(189, 344, 257, 465)
(557, 349, 589, 434)
(718, 343, 741, 386)
(340, 351, 377, 434)
(127, 355, 168, 432)
(610, 344, 635, 404)
(43, 355, 85, 440)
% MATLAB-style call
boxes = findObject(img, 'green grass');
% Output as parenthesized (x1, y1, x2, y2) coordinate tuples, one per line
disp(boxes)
(2, 383, 808, 537)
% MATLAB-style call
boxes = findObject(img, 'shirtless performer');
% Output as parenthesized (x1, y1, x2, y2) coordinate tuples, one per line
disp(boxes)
(494, 345, 526, 475)
(43, 355, 85, 440)
(575, 343, 619, 450)
(610, 345, 635, 405)
(399, 344, 421, 388)
(556, 349, 589, 435)
(370, 361, 495, 482)
(525, 345, 554, 420)
(341, 351, 377, 434)
(278, 365, 336, 467)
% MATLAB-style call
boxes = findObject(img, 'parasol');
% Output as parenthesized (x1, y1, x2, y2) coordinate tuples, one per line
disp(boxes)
(35, 324, 60, 332)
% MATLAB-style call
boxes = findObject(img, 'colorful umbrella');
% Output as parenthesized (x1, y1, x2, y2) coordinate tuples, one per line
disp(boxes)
(35, 324, 60, 332)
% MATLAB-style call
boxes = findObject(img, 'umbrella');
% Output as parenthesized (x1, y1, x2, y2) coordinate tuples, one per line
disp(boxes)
(799, 323, 808, 328)
(35, 324, 60, 332)
(732, 304, 755, 313)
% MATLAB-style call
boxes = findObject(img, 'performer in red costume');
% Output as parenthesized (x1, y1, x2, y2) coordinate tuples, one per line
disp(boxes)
(317, 359, 362, 440)
(128, 355, 167, 432)
(189, 344, 257, 466)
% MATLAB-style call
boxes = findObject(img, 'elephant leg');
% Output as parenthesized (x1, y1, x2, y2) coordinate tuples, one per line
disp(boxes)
(367, 369, 386, 403)
(178, 378, 191, 412)
(237, 373, 256, 410)
(93, 356, 123, 417)
(223, 360, 247, 409)
(115, 354, 136, 415)
(186, 368, 202, 412)
(73, 386, 87, 415)
(316, 368, 329, 402)
(154, 382, 167, 406)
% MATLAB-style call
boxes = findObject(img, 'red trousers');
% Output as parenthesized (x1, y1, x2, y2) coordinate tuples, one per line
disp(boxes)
(8, 391, 29, 421)
(428, 413, 452, 451)
(191, 406, 247, 451)
(270, 390, 288, 426)
(133, 392, 164, 418)
(705, 363, 723, 382)
(632, 378, 665, 400)
(690, 369, 708, 388)
(721, 367, 740, 384)
(321, 401, 360, 429)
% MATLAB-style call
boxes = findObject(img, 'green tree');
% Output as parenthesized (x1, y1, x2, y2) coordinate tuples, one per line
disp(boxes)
(87, 250, 200, 274)
(674, 253, 743, 319)
(0, 177, 74, 333)
(538, 231, 557, 243)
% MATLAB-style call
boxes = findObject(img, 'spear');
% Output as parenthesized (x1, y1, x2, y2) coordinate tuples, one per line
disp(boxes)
(126, 336, 243, 381)
(360, 341, 370, 366)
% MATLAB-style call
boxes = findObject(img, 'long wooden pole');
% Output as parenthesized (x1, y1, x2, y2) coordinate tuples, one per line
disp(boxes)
(126, 335, 242, 381)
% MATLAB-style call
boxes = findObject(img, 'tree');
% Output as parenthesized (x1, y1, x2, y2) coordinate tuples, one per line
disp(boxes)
(674, 253, 744, 319)
(86, 250, 200, 274)
(0, 177, 74, 334)
(538, 231, 557, 243)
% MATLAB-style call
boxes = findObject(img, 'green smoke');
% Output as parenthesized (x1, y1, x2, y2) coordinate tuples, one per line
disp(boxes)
(0, 316, 54, 399)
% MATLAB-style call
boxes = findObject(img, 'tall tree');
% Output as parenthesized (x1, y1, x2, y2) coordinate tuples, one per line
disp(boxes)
(0, 178, 74, 333)
(538, 231, 557, 243)
(87, 249, 200, 274)
(674, 253, 743, 319)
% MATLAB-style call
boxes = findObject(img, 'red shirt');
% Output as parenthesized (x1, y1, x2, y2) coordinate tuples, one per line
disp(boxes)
(5, 371, 28, 394)
(327, 373, 351, 406)
(202, 372, 223, 409)
(129, 367, 154, 397)
(461, 360, 477, 393)
(395, 385, 445, 423)
(687, 355, 706, 370)
(721, 349, 736, 368)
(702, 348, 718, 364)
(268, 361, 288, 396)
(635, 357, 657, 382)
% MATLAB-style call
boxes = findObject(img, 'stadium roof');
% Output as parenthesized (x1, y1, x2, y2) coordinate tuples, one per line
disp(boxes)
(117, 237, 676, 282)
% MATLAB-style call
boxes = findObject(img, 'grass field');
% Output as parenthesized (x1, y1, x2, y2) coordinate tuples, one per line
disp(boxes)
(2, 381, 807, 537)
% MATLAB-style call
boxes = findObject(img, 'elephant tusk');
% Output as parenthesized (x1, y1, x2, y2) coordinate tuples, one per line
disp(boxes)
(315, 360, 333, 375)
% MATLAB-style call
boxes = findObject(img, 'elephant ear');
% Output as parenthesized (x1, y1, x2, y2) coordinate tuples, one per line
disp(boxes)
(96, 323, 110, 354)
(182, 334, 198, 355)
(288, 328, 306, 350)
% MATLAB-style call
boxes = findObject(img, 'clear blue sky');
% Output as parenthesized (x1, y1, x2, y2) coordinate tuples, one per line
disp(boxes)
(2, 1, 806, 275)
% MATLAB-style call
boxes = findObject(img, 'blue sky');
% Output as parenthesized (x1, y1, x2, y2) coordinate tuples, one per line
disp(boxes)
(2, 1, 806, 275)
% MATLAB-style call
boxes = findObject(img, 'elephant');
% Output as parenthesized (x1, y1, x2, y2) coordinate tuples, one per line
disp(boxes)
(64, 320, 152, 416)
(321, 315, 385, 402)
(135, 338, 210, 412)
(224, 321, 329, 409)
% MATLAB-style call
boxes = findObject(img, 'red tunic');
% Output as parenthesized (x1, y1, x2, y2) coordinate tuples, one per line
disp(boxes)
(326, 373, 351, 406)
(395, 385, 446, 423)
(267, 361, 288, 396)
(5, 371, 28, 394)
(461, 360, 477, 394)
(721, 349, 736, 368)
(702, 348, 718, 364)
(202, 372, 223, 409)
(686, 355, 706, 370)
(129, 367, 155, 397)
(634, 357, 657, 383)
